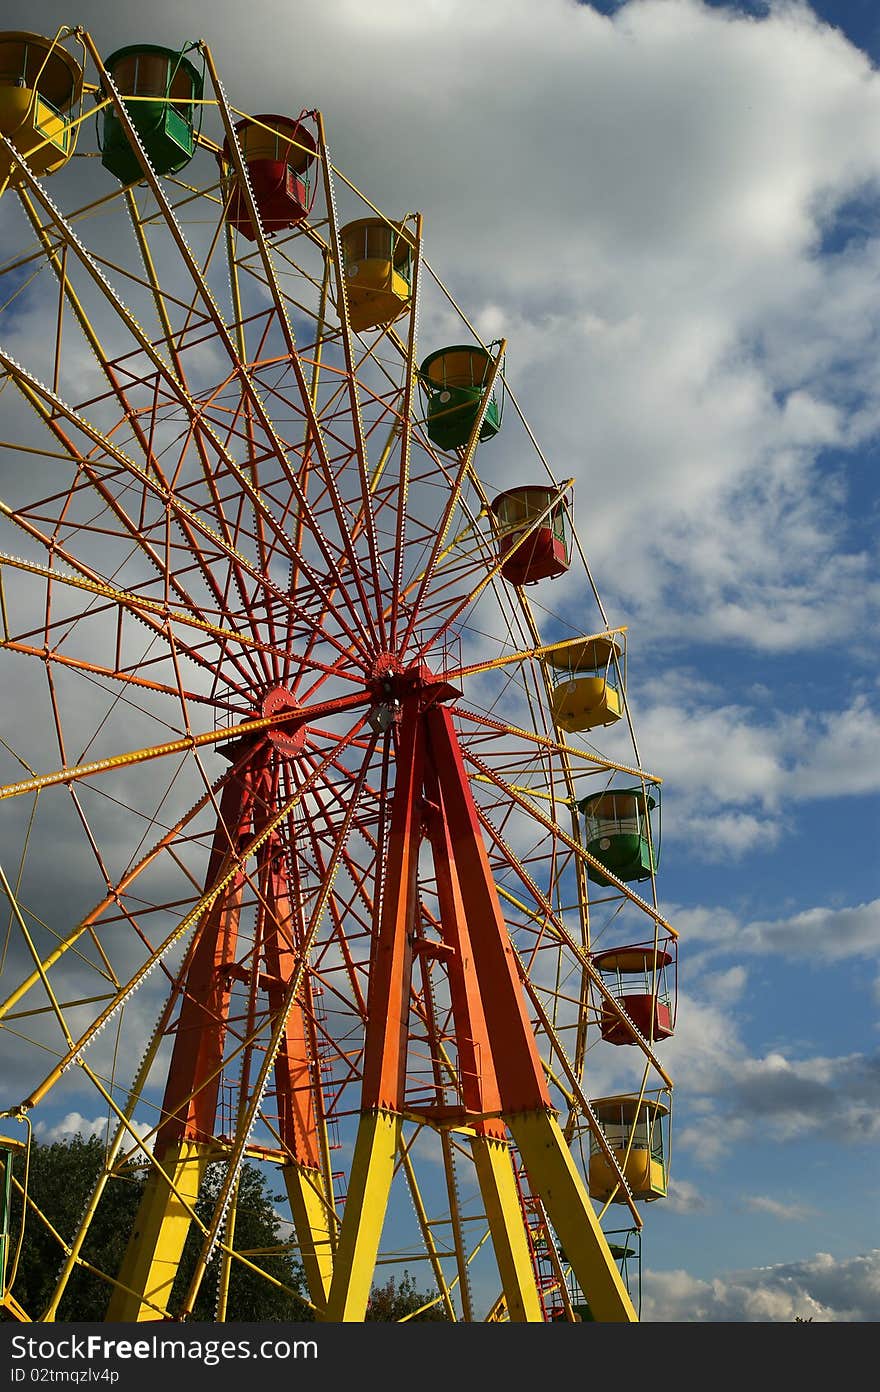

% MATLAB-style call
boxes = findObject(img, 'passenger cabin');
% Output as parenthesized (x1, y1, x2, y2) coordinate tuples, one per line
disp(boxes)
(588, 1095, 669, 1203)
(489, 485, 571, 586)
(0, 31, 82, 180)
(577, 784, 659, 887)
(545, 633, 623, 733)
(418, 343, 502, 451)
(339, 217, 413, 332)
(220, 112, 317, 240)
(591, 941, 675, 1045)
(99, 43, 203, 184)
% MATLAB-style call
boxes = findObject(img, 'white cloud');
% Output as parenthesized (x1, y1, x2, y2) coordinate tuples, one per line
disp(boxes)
(35, 1111, 107, 1144)
(655, 975, 880, 1157)
(702, 965, 748, 1003)
(621, 679, 880, 857)
(0, 0, 877, 1322)
(6, 0, 877, 652)
(34, 1110, 156, 1154)
(675, 896, 880, 961)
(641, 1248, 880, 1321)
(665, 1175, 709, 1213)
(744, 1195, 817, 1221)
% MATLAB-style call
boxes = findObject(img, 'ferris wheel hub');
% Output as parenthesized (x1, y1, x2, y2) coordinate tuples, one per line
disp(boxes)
(370, 651, 404, 682)
(261, 685, 305, 756)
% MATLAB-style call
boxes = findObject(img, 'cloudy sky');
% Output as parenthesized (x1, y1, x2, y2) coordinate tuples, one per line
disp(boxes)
(1, 0, 878, 1325)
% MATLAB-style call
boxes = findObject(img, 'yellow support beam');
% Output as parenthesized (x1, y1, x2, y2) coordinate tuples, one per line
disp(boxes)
(508, 1110, 637, 1323)
(321, 1110, 401, 1321)
(282, 1162, 335, 1307)
(106, 1139, 209, 1321)
(471, 1134, 543, 1322)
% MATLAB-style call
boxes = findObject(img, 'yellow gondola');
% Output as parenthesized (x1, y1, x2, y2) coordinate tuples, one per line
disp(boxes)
(0, 30, 82, 181)
(545, 633, 624, 732)
(588, 1095, 669, 1203)
(339, 217, 413, 332)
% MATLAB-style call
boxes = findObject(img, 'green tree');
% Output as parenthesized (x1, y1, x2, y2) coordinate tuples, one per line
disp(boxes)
(171, 1160, 310, 1321)
(2, 1133, 143, 1321)
(2, 1135, 309, 1322)
(3, 1136, 446, 1322)
(366, 1270, 450, 1321)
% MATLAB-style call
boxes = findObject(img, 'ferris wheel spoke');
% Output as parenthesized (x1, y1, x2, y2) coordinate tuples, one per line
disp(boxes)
(399, 341, 506, 657)
(12, 184, 191, 466)
(0, 547, 256, 707)
(0, 720, 270, 805)
(0, 550, 295, 674)
(397, 1144, 459, 1320)
(411, 472, 572, 669)
(454, 703, 654, 780)
(387, 218, 422, 645)
(294, 770, 379, 975)
(193, 62, 387, 652)
(0, 755, 250, 1023)
(20, 715, 374, 1113)
(316, 119, 392, 645)
(11, 121, 373, 671)
(463, 744, 674, 935)
(0, 363, 278, 692)
(123, 192, 293, 688)
(466, 782, 675, 1082)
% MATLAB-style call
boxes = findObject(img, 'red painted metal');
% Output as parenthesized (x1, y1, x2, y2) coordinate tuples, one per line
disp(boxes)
(156, 748, 322, 1169)
(360, 697, 422, 1111)
(497, 526, 568, 586)
(157, 769, 255, 1146)
(599, 995, 673, 1046)
(358, 672, 551, 1121)
(221, 115, 317, 241)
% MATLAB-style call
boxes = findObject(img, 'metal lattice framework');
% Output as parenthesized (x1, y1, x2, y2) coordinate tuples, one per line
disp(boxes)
(0, 27, 675, 1323)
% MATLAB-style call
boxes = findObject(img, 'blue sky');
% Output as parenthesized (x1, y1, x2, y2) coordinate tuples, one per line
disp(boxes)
(0, 0, 878, 1324)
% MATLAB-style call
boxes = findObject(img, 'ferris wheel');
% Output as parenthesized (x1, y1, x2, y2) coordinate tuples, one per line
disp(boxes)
(0, 27, 678, 1324)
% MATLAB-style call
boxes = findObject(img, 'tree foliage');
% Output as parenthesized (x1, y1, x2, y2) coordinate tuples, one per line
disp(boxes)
(366, 1270, 449, 1321)
(2, 1135, 447, 1322)
(1, 1135, 308, 1321)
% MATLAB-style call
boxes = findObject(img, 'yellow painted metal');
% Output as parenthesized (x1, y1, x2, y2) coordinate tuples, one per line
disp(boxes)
(0, 864, 73, 1048)
(399, 1145, 458, 1321)
(321, 1109, 401, 1321)
(544, 635, 623, 671)
(23, 783, 305, 1111)
(0, 780, 222, 1023)
(339, 217, 412, 332)
(450, 627, 626, 682)
(1, 1290, 30, 1321)
(589, 1094, 669, 1206)
(589, 1149, 666, 1204)
(0, 551, 281, 658)
(550, 676, 622, 733)
(176, 737, 377, 1319)
(215, 1174, 238, 1322)
(430, 475, 572, 622)
(469, 745, 676, 937)
(282, 1162, 335, 1306)
(0, 31, 82, 181)
(0, 711, 292, 804)
(517, 965, 648, 1223)
(106, 1139, 209, 1321)
(233, 114, 314, 168)
(508, 1109, 637, 1323)
(471, 1134, 544, 1322)
(398, 341, 509, 654)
